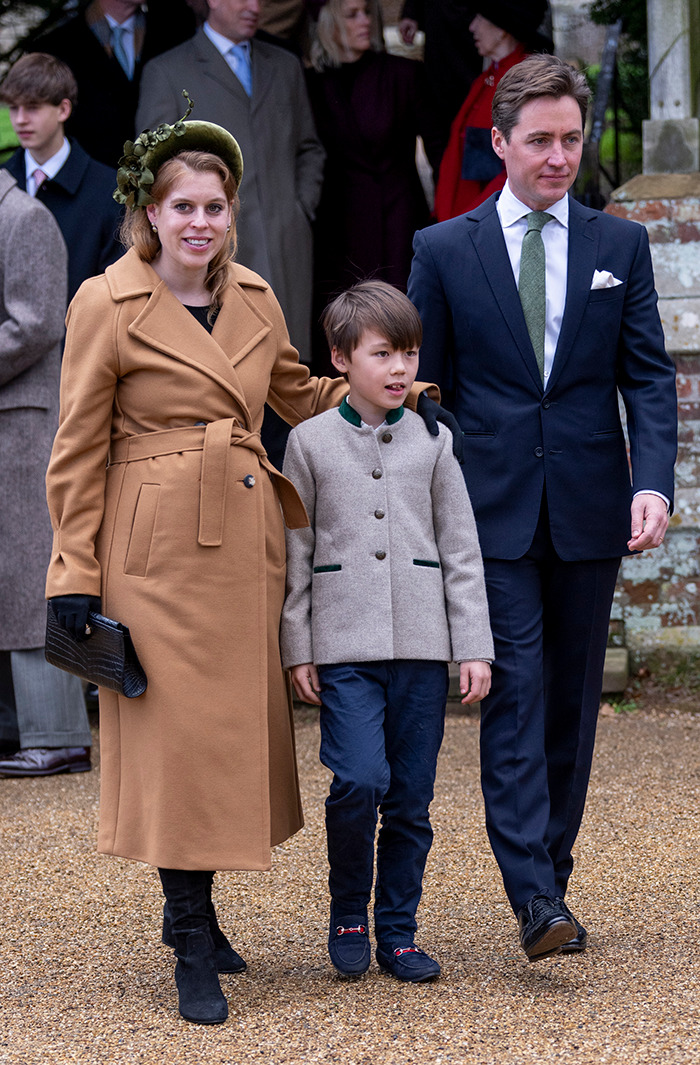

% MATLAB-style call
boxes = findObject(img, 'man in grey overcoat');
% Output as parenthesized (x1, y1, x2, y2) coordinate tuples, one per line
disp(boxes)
(135, 0, 325, 365)
(0, 170, 92, 777)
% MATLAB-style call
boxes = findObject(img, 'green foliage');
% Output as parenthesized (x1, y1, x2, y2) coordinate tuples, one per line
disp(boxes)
(589, 0, 648, 133)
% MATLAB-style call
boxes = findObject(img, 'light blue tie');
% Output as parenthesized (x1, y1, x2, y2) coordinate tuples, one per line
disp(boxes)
(518, 211, 553, 383)
(229, 43, 252, 96)
(111, 24, 133, 79)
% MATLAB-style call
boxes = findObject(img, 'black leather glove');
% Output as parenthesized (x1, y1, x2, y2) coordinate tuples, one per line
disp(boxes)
(50, 595, 102, 641)
(416, 391, 464, 464)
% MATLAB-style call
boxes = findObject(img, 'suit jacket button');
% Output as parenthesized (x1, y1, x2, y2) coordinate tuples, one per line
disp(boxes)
(243, 474, 256, 487)
(542, 400, 551, 410)
(381, 432, 393, 443)
(375, 550, 386, 560)
(372, 468, 383, 479)
(374, 509, 385, 519)
(534, 447, 544, 458)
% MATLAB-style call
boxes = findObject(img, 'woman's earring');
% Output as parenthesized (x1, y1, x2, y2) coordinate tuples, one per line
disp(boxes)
(226, 223, 231, 231)
(151, 223, 158, 233)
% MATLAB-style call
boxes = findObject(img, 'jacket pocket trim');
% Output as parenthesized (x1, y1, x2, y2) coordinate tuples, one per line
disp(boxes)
(313, 564, 342, 573)
(413, 559, 440, 568)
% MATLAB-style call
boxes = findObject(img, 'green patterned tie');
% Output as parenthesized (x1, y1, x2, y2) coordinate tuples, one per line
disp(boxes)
(518, 211, 553, 383)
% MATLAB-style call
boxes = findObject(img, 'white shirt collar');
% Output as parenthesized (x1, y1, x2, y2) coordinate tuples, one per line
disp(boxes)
(104, 12, 138, 33)
(498, 180, 569, 229)
(203, 20, 251, 54)
(25, 137, 71, 185)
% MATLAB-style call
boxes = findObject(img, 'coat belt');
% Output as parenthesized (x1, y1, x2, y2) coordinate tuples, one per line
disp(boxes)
(108, 419, 309, 546)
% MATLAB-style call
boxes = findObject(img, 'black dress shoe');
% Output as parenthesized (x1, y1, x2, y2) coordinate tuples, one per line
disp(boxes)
(517, 894, 577, 962)
(0, 746, 91, 777)
(556, 898, 588, 953)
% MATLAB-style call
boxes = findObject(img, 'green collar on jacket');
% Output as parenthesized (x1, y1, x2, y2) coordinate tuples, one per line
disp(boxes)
(340, 397, 405, 427)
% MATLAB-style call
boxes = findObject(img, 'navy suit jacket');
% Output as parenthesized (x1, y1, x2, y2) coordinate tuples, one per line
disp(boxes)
(3, 142, 123, 304)
(408, 193, 677, 562)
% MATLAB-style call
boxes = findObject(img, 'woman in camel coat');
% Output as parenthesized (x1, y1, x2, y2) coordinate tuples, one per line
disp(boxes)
(45, 114, 440, 1024)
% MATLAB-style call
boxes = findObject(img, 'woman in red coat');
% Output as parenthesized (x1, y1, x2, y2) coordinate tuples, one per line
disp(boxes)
(434, 0, 551, 222)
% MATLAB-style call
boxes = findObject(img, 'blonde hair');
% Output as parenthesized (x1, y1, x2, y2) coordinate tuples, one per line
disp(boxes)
(119, 150, 239, 320)
(310, 0, 383, 72)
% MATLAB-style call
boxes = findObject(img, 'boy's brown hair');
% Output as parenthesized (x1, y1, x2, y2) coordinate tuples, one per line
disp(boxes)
(322, 280, 422, 359)
(0, 53, 78, 108)
(492, 53, 591, 142)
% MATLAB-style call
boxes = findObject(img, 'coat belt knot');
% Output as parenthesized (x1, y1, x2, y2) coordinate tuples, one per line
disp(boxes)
(109, 419, 309, 546)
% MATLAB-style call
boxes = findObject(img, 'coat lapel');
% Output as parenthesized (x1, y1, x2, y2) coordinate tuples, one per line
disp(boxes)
(467, 199, 543, 390)
(194, 28, 250, 106)
(547, 197, 600, 391)
(250, 41, 275, 113)
(108, 252, 271, 427)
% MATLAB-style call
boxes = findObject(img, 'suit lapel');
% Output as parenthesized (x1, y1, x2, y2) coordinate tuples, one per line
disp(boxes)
(467, 199, 543, 391)
(194, 29, 250, 106)
(547, 197, 599, 391)
(250, 42, 274, 113)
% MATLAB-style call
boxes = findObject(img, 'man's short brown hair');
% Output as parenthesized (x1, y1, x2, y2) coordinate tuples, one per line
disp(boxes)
(322, 281, 422, 359)
(0, 53, 78, 108)
(492, 54, 591, 142)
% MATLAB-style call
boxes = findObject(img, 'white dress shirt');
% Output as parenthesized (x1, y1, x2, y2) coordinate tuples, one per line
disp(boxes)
(25, 138, 71, 196)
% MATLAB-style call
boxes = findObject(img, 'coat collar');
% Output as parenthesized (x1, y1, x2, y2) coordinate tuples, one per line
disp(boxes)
(193, 28, 276, 111)
(105, 249, 273, 426)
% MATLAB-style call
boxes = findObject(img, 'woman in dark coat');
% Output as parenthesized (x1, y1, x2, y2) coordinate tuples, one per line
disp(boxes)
(307, 0, 434, 374)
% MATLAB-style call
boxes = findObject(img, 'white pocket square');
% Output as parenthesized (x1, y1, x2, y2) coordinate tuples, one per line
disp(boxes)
(591, 269, 624, 289)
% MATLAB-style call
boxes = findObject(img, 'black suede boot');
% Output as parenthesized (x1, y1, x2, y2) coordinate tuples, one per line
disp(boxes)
(158, 868, 228, 1024)
(162, 871, 246, 973)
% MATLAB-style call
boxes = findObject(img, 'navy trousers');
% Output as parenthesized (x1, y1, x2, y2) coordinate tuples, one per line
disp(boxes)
(317, 660, 448, 947)
(480, 503, 620, 914)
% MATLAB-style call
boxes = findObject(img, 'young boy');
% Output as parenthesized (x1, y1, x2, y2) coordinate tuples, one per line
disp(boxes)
(281, 281, 494, 982)
(1, 52, 122, 304)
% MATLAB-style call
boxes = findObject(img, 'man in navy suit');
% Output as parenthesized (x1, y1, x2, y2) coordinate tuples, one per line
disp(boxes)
(408, 54, 677, 962)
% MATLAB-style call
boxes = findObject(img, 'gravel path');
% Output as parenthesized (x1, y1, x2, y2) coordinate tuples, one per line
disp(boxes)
(1, 704, 699, 1065)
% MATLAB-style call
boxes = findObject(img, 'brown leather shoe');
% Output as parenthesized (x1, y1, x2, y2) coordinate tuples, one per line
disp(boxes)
(0, 747, 91, 777)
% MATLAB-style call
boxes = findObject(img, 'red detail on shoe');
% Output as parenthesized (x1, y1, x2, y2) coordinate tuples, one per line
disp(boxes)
(394, 947, 421, 956)
(335, 925, 366, 936)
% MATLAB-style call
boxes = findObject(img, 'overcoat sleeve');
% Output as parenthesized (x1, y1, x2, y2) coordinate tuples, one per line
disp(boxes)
(45, 278, 119, 597)
(431, 428, 493, 663)
(279, 429, 316, 668)
(0, 201, 67, 387)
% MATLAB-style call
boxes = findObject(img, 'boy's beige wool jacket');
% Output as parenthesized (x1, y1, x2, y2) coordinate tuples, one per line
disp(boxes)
(281, 405, 494, 669)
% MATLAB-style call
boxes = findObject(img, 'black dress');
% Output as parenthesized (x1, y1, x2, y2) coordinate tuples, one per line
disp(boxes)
(307, 51, 433, 374)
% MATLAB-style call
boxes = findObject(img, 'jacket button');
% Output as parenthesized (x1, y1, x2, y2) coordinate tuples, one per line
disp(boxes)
(534, 447, 544, 458)
(374, 509, 385, 519)
(243, 474, 256, 488)
(375, 550, 386, 560)
(372, 468, 383, 479)
(542, 400, 550, 410)
(381, 432, 393, 443)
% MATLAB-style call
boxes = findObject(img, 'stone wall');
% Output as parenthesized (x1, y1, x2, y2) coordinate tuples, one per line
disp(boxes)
(607, 174, 700, 657)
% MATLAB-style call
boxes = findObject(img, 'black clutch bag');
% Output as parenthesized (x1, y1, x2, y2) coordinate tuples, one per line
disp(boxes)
(45, 602, 147, 699)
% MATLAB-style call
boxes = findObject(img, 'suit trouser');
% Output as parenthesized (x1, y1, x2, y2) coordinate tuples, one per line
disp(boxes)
(479, 506, 620, 915)
(0, 649, 91, 748)
(317, 660, 448, 947)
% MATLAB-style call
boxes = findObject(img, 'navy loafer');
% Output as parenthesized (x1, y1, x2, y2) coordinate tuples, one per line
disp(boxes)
(376, 944, 441, 983)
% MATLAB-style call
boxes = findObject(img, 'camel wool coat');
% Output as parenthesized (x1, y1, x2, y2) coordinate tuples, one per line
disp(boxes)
(45, 248, 351, 870)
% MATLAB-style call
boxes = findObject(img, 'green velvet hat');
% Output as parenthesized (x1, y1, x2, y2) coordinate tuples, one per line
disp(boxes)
(114, 91, 244, 210)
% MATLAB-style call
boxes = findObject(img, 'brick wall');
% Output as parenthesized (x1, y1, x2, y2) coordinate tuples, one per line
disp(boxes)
(607, 177, 700, 656)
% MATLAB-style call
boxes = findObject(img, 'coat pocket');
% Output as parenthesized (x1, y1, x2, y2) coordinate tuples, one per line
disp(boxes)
(313, 564, 342, 573)
(124, 483, 160, 577)
(413, 559, 441, 568)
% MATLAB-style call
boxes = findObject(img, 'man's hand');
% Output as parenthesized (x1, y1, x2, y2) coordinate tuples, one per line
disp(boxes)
(399, 17, 419, 44)
(460, 661, 492, 705)
(290, 663, 322, 706)
(627, 493, 669, 552)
